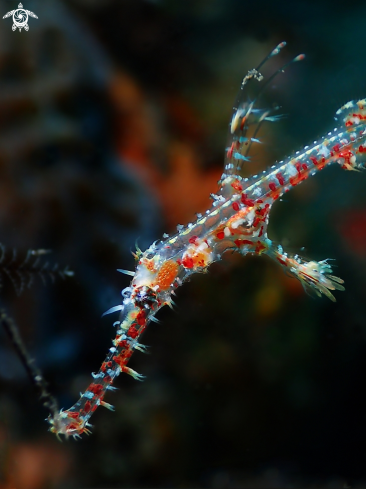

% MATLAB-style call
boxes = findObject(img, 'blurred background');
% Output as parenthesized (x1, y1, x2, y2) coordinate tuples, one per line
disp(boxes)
(0, 0, 366, 487)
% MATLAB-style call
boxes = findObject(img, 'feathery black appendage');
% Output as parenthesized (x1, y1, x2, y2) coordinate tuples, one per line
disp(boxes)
(0, 308, 60, 420)
(0, 245, 74, 419)
(0, 245, 74, 295)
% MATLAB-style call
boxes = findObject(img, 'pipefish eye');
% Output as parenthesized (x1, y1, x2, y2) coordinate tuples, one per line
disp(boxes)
(144, 252, 156, 260)
(133, 285, 157, 308)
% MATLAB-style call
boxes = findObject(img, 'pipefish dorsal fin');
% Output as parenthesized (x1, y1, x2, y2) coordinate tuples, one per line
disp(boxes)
(219, 42, 304, 193)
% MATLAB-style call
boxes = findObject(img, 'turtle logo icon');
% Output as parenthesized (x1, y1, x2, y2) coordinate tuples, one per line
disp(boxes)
(3, 3, 38, 31)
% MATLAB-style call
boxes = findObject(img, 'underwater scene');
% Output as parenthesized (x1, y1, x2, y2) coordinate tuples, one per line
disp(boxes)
(0, 0, 366, 487)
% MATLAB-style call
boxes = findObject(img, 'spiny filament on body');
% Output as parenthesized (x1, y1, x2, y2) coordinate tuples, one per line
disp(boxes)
(48, 43, 365, 439)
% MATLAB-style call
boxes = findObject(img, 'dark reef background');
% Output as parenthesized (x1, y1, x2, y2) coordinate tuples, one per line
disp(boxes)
(0, 0, 366, 487)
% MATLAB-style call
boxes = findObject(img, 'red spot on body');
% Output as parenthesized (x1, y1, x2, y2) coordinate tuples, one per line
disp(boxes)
(113, 355, 124, 367)
(113, 349, 132, 368)
(241, 194, 255, 206)
(67, 411, 80, 419)
(240, 116, 247, 130)
(89, 384, 104, 396)
(276, 173, 285, 185)
(231, 181, 243, 191)
(338, 150, 354, 168)
(253, 217, 261, 227)
(216, 231, 225, 240)
(182, 256, 194, 268)
(256, 205, 269, 217)
(289, 161, 310, 186)
(232, 202, 239, 211)
(255, 241, 266, 254)
(277, 256, 287, 266)
(84, 401, 92, 414)
(234, 239, 253, 247)
(136, 310, 146, 326)
(227, 143, 234, 159)
(118, 339, 129, 349)
(189, 235, 198, 244)
(269, 182, 276, 191)
(127, 326, 139, 339)
(309, 156, 318, 166)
